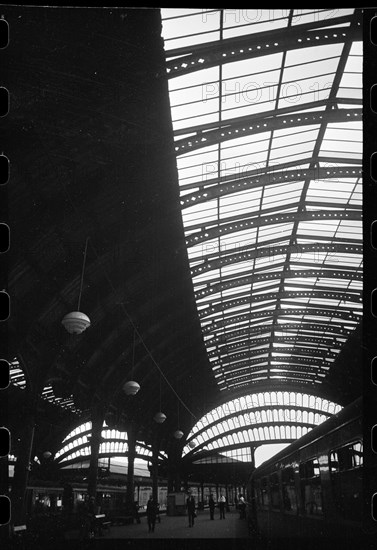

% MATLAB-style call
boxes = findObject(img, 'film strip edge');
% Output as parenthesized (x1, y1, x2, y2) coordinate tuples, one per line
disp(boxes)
(0, 13, 10, 538)
(364, 8, 377, 531)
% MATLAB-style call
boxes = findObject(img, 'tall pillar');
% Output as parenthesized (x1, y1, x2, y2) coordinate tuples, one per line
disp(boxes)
(151, 437, 159, 504)
(11, 391, 36, 527)
(167, 443, 183, 493)
(126, 422, 137, 509)
(87, 406, 105, 512)
(167, 467, 174, 494)
(250, 446, 256, 469)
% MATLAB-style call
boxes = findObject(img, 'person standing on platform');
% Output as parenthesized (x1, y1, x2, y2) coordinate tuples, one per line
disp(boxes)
(133, 501, 141, 524)
(219, 494, 226, 519)
(239, 495, 246, 519)
(146, 496, 157, 532)
(186, 494, 196, 527)
(208, 494, 215, 520)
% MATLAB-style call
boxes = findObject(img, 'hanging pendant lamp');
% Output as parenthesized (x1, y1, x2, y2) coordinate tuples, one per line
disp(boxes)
(173, 395, 183, 438)
(62, 311, 91, 334)
(154, 411, 167, 424)
(123, 328, 140, 395)
(123, 380, 140, 396)
(62, 238, 91, 334)
(154, 374, 166, 423)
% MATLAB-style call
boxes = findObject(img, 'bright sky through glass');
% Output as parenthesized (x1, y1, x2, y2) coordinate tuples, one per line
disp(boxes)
(182, 391, 341, 458)
(161, 9, 362, 401)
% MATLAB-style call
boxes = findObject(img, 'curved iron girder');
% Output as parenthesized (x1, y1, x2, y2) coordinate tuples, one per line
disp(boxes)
(219, 351, 332, 368)
(165, 17, 361, 78)
(205, 299, 360, 327)
(203, 307, 359, 335)
(207, 324, 352, 351)
(210, 345, 336, 360)
(215, 331, 347, 347)
(195, 267, 361, 301)
(181, 166, 362, 210)
(56, 448, 160, 467)
(191, 242, 362, 277)
(185, 421, 322, 456)
(186, 201, 361, 235)
(212, 355, 336, 372)
(221, 376, 320, 392)
(187, 403, 333, 441)
(217, 368, 327, 385)
(175, 108, 362, 155)
(220, 353, 331, 368)
(179, 156, 361, 194)
(187, 208, 361, 248)
(212, 381, 350, 410)
(215, 336, 342, 354)
(185, 440, 295, 463)
(217, 372, 326, 388)
(199, 289, 361, 319)
(56, 430, 163, 462)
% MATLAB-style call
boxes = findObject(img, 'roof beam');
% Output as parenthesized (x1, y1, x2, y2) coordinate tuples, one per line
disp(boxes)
(191, 242, 362, 277)
(165, 16, 361, 78)
(195, 267, 361, 300)
(179, 155, 362, 191)
(203, 307, 359, 334)
(186, 201, 361, 232)
(175, 108, 361, 155)
(186, 207, 361, 246)
(189, 403, 332, 440)
(187, 420, 322, 455)
(199, 289, 361, 319)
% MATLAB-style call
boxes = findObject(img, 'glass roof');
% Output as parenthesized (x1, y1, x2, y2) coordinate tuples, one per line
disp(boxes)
(56, 422, 167, 465)
(9, 358, 81, 414)
(161, 9, 362, 394)
(183, 391, 341, 457)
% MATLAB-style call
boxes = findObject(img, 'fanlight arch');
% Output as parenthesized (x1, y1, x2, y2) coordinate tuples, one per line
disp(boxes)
(55, 421, 167, 466)
(183, 391, 341, 457)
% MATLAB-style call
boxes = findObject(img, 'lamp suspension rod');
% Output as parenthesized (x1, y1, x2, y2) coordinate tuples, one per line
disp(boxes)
(77, 237, 89, 311)
(131, 328, 136, 378)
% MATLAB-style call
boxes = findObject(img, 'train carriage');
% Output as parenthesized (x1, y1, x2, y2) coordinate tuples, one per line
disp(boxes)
(247, 398, 369, 539)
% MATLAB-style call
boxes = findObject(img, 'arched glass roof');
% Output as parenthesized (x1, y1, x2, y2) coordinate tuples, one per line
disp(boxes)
(182, 391, 341, 457)
(56, 421, 167, 465)
(9, 358, 81, 414)
(161, 9, 362, 394)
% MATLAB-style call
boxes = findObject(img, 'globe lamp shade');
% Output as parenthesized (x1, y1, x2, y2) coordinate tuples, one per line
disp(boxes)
(62, 311, 91, 334)
(153, 412, 167, 424)
(123, 381, 140, 396)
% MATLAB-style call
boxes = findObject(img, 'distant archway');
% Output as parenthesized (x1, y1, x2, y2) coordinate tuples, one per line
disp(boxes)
(183, 391, 341, 459)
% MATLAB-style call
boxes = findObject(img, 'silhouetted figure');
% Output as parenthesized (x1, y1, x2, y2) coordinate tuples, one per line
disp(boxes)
(239, 495, 246, 519)
(133, 501, 141, 524)
(186, 495, 196, 527)
(156, 503, 161, 523)
(219, 494, 226, 519)
(208, 494, 215, 520)
(146, 496, 157, 532)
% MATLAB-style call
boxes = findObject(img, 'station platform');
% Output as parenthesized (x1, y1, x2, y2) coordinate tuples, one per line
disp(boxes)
(109, 508, 248, 540)
(65, 507, 250, 541)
